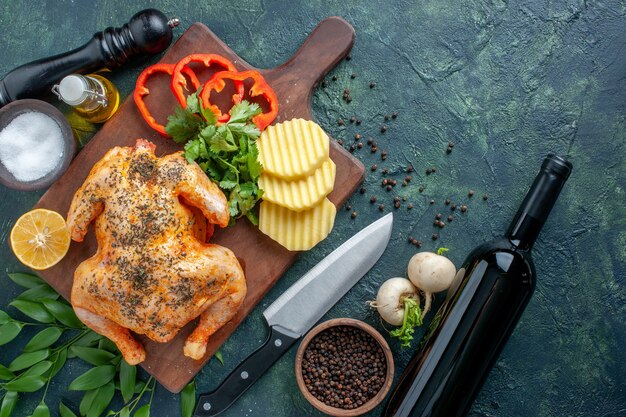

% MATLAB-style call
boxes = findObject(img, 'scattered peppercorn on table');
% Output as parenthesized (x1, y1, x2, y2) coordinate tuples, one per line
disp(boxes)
(1, 2, 624, 417)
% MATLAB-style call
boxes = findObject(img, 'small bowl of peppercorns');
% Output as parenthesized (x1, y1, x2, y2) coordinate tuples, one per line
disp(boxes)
(295, 318, 394, 416)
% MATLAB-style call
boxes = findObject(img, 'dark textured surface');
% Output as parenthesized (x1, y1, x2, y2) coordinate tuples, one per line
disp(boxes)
(0, 1, 624, 416)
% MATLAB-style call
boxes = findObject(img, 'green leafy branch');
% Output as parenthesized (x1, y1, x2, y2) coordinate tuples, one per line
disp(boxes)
(0, 272, 201, 417)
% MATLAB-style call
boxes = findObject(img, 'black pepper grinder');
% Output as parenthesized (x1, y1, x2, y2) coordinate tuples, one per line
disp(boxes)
(0, 9, 179, 107)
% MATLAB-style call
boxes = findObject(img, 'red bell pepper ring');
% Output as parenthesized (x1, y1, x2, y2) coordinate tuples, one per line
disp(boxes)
(170, 54, 243, 110)
(134, 63, 200, 137)
(199, 70, 278, 131)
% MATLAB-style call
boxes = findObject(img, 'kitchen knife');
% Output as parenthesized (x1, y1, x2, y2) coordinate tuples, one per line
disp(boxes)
(194, 213, 393, 416)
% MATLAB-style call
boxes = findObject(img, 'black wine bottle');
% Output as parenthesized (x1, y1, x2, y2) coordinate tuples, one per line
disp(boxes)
(383, 154, 573, 417)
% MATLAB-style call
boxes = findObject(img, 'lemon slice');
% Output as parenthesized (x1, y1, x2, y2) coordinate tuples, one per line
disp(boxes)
(10, 209, 70, 270)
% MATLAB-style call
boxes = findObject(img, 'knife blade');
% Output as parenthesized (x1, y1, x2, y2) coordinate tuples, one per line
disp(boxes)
(194, 213, 393, 416)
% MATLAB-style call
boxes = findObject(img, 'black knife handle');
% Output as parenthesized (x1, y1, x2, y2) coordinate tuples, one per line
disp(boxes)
(194, 325, 300, 417)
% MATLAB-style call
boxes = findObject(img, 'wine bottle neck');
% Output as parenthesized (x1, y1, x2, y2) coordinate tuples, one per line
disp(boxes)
(506, 154, 572, 250)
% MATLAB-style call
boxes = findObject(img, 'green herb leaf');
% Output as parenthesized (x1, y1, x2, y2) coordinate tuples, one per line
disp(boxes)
(0, 364, 15, 380)
(21, 361, 52, 377)
(0, 391, 18, 417)
(227, 101, 261, 124)
(437, 247, 450, 256)
(17, 284, 60, 302)
(73, 332, 103, 348)
(9, 300, 54, 323)
(24, 327, 63, 352)
(41, 300, 83, 328)
(0, 310, 9, 325)
(227, 122, 260, 138)
(7, 273, 44, 289)
(389, 297, 423, 348)
(166, 107, 204, 144)
(97, 338, 119, 354)
(85, 381, 115, 417)
(199, 101, 217, 125)
(133, 404, 151, 417)
(120, 407, 130, 417)
(181, 380, 196, 417)
(79, 389, 98, 416)
(0, 322, 23, 346)
(68, 365, 116, 391)
(3, 376, 46, 392)
(59, 402, 78, 417)
(119, 359, 137, 403)
(28, 401, 50, 417)
(48, 348, 68, 379)
(69, 346, 117, 366)
(214, 350, 224, 366)
(9, 349, 50, 372)
(185, 91, 201, 115)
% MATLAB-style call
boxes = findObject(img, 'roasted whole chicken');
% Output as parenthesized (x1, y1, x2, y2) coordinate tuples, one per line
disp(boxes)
(67, 139, 246, 365)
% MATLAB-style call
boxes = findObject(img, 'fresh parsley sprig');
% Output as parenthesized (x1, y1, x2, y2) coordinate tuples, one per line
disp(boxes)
(166, 90, 264, 225)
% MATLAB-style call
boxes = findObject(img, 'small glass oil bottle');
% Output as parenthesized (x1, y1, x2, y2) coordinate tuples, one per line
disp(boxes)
(52, 73, 120, 123)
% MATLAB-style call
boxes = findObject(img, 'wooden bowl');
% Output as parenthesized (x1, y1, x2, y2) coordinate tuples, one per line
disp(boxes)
(0, 99, 76, 191)
(295, 318, 394, 416)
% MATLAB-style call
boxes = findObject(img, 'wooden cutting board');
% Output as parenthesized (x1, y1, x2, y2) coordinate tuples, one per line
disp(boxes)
(34, 17, 363, 393)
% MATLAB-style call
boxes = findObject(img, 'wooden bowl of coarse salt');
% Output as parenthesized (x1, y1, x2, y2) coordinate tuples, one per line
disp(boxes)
(0, 99, 76, 191)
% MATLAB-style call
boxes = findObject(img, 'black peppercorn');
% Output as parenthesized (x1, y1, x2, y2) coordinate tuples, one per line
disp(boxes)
(301, 326, 387, 410)
(351, 212, 357, 219)
(321, 80, 328, 88)
(445, 198, 451, 205)
(354, 133, 362, 140)
(461, 205, 468, 213)
(407, 203, 413, 210)
(371, 164, 378, 171)
(351, 73, 356, 79)
(432, 233, 439, 240)
(370, 196, 377, 203)
(356, 119, 362, 125)
(386, 185, 393, 191)
(468, 190, 475, 197)
(430, 199, 435, 205)
(338, 118, 345, 126)
(332, 75, 338, 81)
(350, 116, 356, 123)
(380, 125, 387, 133)
(483, 194, 488, 200)
(378, 204, 385, 211)
(360, 187, 366, 194)
(392, 111, 398, 119)
(369, 82, 376, 88)
(448, 215, 454, 222)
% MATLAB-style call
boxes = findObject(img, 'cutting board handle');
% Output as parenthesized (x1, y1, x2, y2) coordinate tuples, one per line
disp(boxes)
(267, 16, 355, 107)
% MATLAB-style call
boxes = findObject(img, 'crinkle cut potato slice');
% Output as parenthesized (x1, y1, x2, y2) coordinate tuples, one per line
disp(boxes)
(257, 118, 330, 180)
(259, 159, 336, 212)
(259, 198, 336, 251)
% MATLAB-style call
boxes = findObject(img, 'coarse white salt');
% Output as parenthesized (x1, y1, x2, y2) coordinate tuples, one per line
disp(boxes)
(0, 111, 65, 182)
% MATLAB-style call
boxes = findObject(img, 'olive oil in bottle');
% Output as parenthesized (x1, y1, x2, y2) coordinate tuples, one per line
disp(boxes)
(53, 73, 119, 123)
